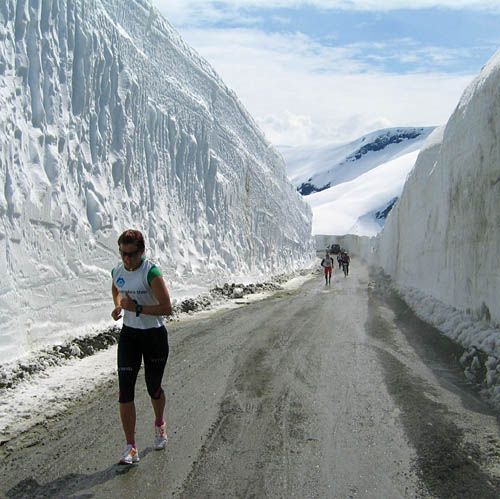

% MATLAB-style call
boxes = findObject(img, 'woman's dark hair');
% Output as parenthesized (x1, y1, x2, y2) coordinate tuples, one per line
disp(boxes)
(118, 229, 145, 251)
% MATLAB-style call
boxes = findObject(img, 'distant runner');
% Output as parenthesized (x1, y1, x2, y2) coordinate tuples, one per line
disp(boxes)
(111, 229, 173, 465)
(341, 251, 350, 277)
(337, 253, 343, 269)
(321, 251, 334, 285)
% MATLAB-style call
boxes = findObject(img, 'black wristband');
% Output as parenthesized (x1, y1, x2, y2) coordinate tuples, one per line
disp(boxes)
(135, 304, 143, 317)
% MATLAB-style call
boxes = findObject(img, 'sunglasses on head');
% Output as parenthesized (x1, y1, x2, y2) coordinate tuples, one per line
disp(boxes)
(120, 248, 140, 258)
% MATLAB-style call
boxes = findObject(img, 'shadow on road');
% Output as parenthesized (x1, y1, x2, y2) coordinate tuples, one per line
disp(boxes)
(369, 269, 498, 416)
(367, 268, 500, 498)
(6, 448, 154, 498)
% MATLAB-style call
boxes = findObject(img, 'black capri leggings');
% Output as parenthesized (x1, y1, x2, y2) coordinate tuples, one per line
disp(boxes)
(118, 325, 169, 403)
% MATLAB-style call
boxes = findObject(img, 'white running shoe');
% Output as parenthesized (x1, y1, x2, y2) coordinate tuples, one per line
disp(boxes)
(154, 422, 168, 450)
(119, 444, 140, 465)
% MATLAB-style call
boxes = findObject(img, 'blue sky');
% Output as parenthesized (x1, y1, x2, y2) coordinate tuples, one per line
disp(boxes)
(199, 6, 499, 73)
(151, 1, 500, 146)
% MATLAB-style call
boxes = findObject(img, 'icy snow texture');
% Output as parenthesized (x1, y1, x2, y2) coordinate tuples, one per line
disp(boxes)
(0, 0, 313, 363)
(377, 50, 500, 326)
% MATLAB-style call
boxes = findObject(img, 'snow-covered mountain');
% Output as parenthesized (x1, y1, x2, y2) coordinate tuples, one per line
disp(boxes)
(0, 0, 313, 364)
(286, 127, 434, 195)
(281, 127, 434, 236)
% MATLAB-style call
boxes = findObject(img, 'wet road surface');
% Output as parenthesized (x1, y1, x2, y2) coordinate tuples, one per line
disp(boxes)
(1, 264, 499, 498)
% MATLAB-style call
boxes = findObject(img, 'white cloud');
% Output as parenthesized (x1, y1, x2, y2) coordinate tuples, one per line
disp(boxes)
(149, 2, 487, 147)
(334, 39, 481, 72)
(154, 0, 500, 27)
(153, 1, 250, 26)
(179, 27, 475, 146)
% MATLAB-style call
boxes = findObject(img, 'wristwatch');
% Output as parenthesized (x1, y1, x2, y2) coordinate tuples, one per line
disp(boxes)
(135, 303, 143, 317)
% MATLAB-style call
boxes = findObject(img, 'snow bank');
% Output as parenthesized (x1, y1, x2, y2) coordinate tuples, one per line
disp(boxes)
(0, 268, 315, 443)
(0, 0, 313, 364)
(335, 51, 500, 405)
(399, 286, 500, 407)
(315, 233, 375, 261)
(322, 233, 500, 406)
(378, 50, 500, 326)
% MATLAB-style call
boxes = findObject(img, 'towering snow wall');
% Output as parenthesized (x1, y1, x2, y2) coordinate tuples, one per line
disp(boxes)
(376, 50, 500, 325)
(0, 0, 313, 363)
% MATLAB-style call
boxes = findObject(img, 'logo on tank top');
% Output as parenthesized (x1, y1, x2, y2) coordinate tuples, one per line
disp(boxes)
(116, 277, 125, 287)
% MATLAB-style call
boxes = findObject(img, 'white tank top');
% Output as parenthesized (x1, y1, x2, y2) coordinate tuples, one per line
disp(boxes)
(112, 259, 164, 329)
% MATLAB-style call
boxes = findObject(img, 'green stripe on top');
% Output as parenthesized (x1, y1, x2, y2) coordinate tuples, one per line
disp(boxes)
(147, 265, 161, 286)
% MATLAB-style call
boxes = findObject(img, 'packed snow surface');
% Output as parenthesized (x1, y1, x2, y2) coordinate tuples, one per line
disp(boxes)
(0, 0, 313, 365)
(281, 127, 434, 236)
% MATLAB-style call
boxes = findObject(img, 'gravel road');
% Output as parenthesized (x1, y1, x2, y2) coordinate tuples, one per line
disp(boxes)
(1, 264, 499, 498)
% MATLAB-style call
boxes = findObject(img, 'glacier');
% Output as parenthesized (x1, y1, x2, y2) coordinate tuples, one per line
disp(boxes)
(0, 0, 313, 364)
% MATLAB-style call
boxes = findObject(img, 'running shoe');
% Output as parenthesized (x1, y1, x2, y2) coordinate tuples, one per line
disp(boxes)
(119, 444, 140, 465)
(154, 422, 168, 450)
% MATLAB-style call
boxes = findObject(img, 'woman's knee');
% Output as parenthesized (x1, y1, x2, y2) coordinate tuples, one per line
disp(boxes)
(147, 384, 164, 400)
